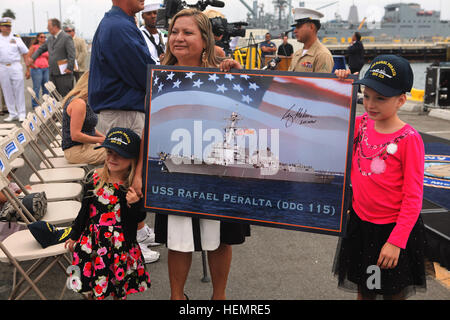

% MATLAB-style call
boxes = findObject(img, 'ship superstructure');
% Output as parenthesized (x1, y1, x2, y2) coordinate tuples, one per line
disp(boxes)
(319, 3, 450, 42)
(158, 112, 335, 184)
(240, 1, 450, 42)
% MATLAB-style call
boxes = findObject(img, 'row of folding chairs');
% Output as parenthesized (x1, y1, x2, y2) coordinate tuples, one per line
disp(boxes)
(0, 82, 88, 300)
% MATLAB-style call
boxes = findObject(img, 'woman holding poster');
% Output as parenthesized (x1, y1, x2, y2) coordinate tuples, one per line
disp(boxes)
(154, 8, 250, 300)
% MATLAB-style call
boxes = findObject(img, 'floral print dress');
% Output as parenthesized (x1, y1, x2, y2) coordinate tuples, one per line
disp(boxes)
(68, 173, 150, 299)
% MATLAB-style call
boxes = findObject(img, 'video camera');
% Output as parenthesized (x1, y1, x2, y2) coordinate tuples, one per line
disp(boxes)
(157, 0, 225, 28)
(210, 17, 247, 56)
(156, 0, 247, 56)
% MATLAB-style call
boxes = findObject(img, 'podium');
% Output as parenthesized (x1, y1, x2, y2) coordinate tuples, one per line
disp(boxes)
(264, 55, 292, 71)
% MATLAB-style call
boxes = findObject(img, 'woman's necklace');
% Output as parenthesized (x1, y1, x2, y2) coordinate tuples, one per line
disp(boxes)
(356, 115, 413, 176)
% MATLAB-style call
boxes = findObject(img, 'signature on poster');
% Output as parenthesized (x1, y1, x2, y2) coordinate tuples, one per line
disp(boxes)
(281, 104, 317, 128)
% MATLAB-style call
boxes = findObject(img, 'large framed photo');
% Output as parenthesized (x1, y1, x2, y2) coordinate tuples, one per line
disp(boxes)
(142, 65, 358, 236)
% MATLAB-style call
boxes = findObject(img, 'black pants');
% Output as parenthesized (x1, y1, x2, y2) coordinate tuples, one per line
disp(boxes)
(50, 73, 74, 98)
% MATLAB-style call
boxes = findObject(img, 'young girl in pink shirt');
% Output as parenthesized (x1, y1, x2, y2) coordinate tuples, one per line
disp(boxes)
(333, 55, 432, 300)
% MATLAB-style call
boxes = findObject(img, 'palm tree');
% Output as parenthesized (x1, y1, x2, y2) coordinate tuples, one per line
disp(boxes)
(2, 9, 16, 19)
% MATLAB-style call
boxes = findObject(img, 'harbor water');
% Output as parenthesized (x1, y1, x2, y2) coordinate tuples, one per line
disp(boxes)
(145, 160, 345, 234)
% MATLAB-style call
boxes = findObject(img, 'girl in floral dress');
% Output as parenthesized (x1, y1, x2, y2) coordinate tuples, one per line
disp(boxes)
(65, 127, 151, 300)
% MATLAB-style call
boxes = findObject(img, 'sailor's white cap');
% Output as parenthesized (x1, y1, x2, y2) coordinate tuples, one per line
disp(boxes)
(291, 8, 323, 27)
(143, 0, 164, 13)
(0, 17, 13, 26)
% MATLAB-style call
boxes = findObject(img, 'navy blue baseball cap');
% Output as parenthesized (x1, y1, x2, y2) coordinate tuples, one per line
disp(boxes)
(355, 54, 413, 97)
(28, 221, 73, 248)
(94, 127, 141, 159)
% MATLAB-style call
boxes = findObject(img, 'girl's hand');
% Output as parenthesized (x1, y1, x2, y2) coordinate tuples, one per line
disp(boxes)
(219, 58, 242, 72)
(377, 242, 401, 269)
(131, 175, 143, 199)
(126, 186, 140, 207)
(334, 69, 352, 81)
(65, 239, 76, 252)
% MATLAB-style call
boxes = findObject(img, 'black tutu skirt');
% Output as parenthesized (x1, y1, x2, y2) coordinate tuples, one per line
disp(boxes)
(333, 209, 434, 299)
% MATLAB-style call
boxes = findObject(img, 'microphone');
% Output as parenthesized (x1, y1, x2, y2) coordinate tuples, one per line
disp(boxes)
(284, 27, 295, 34)
(262, 57, 281, 70)
(207, 0, 225, 8)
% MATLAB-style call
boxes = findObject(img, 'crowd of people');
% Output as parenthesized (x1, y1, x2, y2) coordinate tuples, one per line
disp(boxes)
(0, 0, 432, 302)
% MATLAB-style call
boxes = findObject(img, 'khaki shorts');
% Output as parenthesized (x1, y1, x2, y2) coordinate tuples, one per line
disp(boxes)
(64, 143, 106, 165)
(96, 110, 145, 137)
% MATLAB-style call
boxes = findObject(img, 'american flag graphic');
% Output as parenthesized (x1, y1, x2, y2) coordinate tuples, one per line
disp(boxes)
(147, 67, 354, 172)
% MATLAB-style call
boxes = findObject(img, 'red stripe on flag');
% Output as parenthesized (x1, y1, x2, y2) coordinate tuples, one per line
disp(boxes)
(269, 78, 352, 108)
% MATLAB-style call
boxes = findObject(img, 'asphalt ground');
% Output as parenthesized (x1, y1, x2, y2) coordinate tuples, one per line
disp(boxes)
(0, 74, 449, 307)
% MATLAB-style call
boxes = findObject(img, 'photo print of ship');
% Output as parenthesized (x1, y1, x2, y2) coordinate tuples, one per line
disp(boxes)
(143, 66, 357, 235)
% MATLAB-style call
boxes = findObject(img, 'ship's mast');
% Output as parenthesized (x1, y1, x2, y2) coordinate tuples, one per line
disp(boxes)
(224, 112, 240, 145)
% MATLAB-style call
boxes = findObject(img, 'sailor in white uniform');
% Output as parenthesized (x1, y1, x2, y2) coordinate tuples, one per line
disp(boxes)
(140, 1, 166, 65)
(0, 18, 28, 122)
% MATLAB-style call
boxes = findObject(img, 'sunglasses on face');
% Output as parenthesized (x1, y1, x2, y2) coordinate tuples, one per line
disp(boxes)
(65, 29, 73, 33)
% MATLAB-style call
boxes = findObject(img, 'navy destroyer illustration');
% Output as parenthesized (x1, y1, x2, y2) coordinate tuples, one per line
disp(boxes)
(157, 112, 335, 184)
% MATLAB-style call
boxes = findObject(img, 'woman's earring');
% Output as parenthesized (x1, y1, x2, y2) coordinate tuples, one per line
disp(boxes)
(202, 49, 207, 67)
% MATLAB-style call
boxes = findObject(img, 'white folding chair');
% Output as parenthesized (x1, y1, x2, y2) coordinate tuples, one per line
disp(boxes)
(0, 158, 81, 228)
(0, 123, 16, 130)
(21, 119, 88, 170)
(0, 173, 71, 300)
(0, 149, 82, 202)
(34, 105, 62, 148)
(25, 114, 64, 158)
(26, 86, 42, 108)
(9, 126, 55, 170)
(0, 133, 85, 185)
(0, 133, 25, 170)
(44, 81, 63, 102)
(0, 151, 79, 300)
(13, 123, 87, 170)
(40, 100, 62, 136)
(43, 94, 63, 124)
(0, 229, 70, 300)
(0, 129, 14, 138)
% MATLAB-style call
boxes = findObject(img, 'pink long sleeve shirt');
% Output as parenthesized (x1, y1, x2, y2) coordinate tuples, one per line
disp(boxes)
(351, 114, 424, 249)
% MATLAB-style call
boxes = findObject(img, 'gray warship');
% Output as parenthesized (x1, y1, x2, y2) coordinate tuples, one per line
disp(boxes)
(242, 1, 450, 42)
(319, 2, 450, 41)
(158, 112, 335, 184)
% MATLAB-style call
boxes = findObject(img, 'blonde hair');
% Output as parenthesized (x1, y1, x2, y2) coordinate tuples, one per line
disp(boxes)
(162, 8, 223, 67)
(203, 9, 224, 19)
(61, 71, 89, 107)
(93, 157, 137, 194)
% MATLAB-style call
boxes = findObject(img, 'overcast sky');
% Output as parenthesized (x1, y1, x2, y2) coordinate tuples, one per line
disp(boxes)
(1, 0, 449, 39)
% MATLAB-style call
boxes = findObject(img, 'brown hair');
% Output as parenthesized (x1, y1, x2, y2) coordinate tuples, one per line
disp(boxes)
(31, 32, 45, 46)
(162, 8, 222, 67)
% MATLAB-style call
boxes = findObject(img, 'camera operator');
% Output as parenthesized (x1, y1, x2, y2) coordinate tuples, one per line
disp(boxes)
(214, 34, 226, 57)
(205, 10, 227, 57)
(140, 1, 167, 64)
